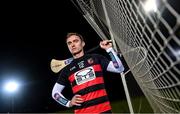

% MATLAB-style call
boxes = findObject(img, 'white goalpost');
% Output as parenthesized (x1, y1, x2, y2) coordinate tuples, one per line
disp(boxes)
(72, 0, 180, 113)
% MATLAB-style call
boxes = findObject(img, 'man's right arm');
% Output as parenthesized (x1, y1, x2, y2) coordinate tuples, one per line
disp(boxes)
(52, 83, 84, 107)
(52, 83, 71, 107)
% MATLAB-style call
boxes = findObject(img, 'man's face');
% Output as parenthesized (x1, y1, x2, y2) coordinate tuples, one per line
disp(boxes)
(66, 35, 85, 55)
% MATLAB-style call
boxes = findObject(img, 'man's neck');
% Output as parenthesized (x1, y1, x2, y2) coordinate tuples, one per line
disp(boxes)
(73, 50, 84, 59)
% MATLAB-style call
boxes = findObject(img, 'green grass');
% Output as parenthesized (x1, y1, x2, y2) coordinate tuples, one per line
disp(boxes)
(57, 96, 153, 113)
(111, 96, 153, 113)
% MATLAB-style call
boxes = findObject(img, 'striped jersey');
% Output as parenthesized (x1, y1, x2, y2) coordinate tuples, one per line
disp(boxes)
(57, 54, 112, 114)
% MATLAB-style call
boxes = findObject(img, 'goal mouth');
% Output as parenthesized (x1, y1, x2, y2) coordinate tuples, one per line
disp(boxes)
(73, 0, 180, 113)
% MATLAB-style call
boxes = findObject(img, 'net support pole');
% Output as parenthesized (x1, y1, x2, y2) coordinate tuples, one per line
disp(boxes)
(121, 72, 134, 114)
(101, 0, 134, 113)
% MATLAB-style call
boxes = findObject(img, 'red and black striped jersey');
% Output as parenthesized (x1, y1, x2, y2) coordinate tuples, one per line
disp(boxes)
(57, 54, 112, 114)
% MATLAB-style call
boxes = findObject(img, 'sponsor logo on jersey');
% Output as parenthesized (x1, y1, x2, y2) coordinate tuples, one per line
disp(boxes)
(74, 66, 96, 85)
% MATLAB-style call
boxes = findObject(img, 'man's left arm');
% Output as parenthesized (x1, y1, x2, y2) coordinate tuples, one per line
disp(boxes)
(106, 47, 124, 73)
(100, 40, 124, 73)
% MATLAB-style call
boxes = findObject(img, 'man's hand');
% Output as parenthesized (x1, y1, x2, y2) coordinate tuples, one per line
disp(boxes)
(69, 95, 84, 107)
(100, 40, 112, 50)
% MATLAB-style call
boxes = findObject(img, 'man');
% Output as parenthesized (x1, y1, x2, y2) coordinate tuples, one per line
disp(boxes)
(52, 32, 124, 114)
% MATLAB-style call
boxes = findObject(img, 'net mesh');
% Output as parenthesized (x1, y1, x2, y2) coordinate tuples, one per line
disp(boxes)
(74, 0, 180, 113)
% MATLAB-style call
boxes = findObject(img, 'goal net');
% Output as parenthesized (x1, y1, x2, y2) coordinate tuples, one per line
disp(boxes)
(73, 0, 180, 113)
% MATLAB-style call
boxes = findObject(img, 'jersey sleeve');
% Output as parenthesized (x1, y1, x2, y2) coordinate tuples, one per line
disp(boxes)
(95, 54, 110, 70)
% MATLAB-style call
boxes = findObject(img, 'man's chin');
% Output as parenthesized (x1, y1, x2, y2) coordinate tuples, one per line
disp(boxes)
(71, 51, 78, 54)
(72, 50, 82, 55)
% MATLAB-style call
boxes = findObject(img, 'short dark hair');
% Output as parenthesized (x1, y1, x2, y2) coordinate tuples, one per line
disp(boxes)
(66, 32, 84, 41)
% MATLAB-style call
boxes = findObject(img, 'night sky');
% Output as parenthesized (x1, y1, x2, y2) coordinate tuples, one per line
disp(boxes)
(0, 1, 142, 113)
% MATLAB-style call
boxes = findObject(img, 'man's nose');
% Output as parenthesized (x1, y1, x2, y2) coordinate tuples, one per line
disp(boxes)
(71, 43, 75, 47)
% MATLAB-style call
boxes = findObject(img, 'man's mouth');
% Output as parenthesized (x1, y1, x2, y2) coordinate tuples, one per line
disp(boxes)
(72, 48, 76, 51)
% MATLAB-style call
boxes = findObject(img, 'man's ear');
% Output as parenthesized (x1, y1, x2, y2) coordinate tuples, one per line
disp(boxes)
(82, 41, 85, 47)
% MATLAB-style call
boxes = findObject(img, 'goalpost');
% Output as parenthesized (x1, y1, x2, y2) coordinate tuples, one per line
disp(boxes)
(71, 0, 180, 113)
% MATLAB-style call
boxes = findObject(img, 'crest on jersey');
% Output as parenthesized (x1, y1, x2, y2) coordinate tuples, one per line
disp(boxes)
(74, 66, 96, 85)
(87, 58, 94, 65)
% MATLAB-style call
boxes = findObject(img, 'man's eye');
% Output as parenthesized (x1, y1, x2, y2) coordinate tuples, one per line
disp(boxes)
(67, 42, 72, 45)
(74, 40, 79, 43)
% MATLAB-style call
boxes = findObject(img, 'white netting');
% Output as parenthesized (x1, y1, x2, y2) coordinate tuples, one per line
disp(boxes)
(74, 0, 180, 113)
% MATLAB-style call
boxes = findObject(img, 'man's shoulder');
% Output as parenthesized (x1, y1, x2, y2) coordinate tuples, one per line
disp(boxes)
(60, 63, 71, 74)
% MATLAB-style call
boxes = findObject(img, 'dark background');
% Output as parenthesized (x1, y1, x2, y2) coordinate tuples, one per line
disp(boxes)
(0, 1, 142, 113)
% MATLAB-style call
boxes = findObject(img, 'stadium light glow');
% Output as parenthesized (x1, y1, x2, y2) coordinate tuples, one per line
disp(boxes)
(3, 80, 20, 93)
(143, 0, 157, 12)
